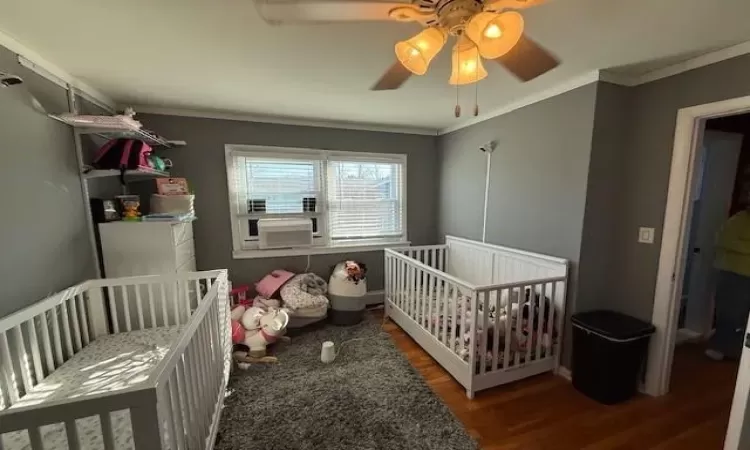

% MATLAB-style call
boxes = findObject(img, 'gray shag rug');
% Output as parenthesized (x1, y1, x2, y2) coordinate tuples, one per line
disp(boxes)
(215, 313, 478, 450)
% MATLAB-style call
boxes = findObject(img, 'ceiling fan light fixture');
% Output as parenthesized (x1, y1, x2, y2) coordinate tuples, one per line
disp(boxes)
(465, 11, 524, 59)
(395, 27, 447, 75)
(449, 35, 488, 85)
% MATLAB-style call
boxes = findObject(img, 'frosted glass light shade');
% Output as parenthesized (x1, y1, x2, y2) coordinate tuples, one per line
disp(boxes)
(449, 35, 488, 85)
(465, 11, 524, 59)
(395, 27, 448, 75)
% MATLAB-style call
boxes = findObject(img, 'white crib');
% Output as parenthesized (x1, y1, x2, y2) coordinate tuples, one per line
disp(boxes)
(0, 270, 231, 450)
(385, 236, 568, 398)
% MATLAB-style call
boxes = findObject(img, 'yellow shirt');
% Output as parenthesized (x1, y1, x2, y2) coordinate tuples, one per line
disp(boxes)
(716, 211, 750, 278)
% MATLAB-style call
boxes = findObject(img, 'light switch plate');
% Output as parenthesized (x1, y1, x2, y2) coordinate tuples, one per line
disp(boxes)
(638, 227, 655, 244)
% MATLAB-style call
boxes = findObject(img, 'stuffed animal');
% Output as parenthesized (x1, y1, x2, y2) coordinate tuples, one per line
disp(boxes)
(230, 304, 290, 362)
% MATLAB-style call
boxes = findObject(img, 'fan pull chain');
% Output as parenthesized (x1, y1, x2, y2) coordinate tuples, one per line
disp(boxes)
(474, 52, 479, 117)
(455, 43, 461, 118)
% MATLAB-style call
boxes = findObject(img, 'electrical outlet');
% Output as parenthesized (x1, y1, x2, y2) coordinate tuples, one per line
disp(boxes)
(638, 227, 655, 244)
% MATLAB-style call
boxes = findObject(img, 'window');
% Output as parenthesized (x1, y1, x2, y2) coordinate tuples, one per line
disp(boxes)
(226, 145, 407, 257)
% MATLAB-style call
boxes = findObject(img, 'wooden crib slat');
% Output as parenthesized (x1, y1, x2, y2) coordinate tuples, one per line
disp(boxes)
(186, 346, 206, 437)
(161, 283, 170, 327)
(194, 279, 202, 306)
(68, 298, 83, 351)
(28, 427, 44, 450)
(146, 284, 157, 329)
(453, 288, 461, 353)
(100, 412, 115, 450)
(441, 282, 450, 346)
(553, 281, 563, 360)
(0, 331, 20, 404)
(26, 319, 44, 384)
(194, 323, 210, 430)
(168, 376, 186, 450)
(134, 285, 145, 330)
(39, 312, 55, 372)
(65, 419, 81, 450)
(76, 295, 90, 346)
(514, 286, 525, 367)
(536, 283, 547, 359)
(503, 288, 514, 370)
(162, 379, 180, 450)
(179, 359, 200, 448)
(491, 288, 503, 371)
(468, 292, 478, 374)
(107, 286, 119, 334)
(426, 273, 435, 335)
(11, 327, 33, 394)
(448, 286, 463, 350)
(50, 306, 64, 366)
(121, 286, 132, 332)
(479, 292, 489, 374)
(415, 265, 423, 326)
(173, 281, 182, 326)
(60, 301, 75, 358)
(182, 280, 192, 322)
(405, 264, 412, 318)
(526, 286, 536, 364)
(429, 248, 435, 269)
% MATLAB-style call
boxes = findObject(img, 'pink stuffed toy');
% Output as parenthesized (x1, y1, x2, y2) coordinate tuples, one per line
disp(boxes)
(255, 270, 295, 298)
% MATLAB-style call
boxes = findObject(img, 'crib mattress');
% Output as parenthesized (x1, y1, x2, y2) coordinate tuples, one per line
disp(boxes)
(2, 326, 183, 450)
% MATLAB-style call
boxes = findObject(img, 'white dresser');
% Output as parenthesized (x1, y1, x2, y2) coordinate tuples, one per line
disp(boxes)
(99, 220, 196, 277)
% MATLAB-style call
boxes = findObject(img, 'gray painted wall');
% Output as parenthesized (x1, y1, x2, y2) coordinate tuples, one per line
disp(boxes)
(613, 53, 750, 322)
(437, 83, 599, 365)
(139, 114, 438, 290)
(0, 46, 96, 318)
(577, 82, 632, 314)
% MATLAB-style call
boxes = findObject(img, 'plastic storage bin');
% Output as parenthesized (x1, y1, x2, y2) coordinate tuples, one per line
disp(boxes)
(328, 272, 367, 326)
(571, 310, 655, 405)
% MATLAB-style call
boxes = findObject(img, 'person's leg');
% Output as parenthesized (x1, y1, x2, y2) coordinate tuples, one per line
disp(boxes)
(708, 270, 750, 359)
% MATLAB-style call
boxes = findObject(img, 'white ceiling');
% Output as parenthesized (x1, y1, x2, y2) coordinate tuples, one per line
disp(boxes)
(2, 0, 750, 132)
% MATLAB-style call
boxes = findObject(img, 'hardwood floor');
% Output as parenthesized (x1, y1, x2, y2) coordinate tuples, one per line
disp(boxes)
(382, 317, 739, 449)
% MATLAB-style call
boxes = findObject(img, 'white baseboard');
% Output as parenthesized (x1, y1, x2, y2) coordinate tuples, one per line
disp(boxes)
(557, 366, 572, 381)
(363, 289, 385, 306)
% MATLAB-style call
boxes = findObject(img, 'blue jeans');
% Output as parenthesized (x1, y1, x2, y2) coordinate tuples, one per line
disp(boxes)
(709, 270, 750, 359)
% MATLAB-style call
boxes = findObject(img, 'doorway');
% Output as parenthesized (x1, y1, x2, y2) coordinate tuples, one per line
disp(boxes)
(647, 94, 750, 399)
(676, 127, 744, 344)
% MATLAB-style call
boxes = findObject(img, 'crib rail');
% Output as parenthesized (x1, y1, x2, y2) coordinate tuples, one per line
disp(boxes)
(150, 270, 231, 450)
(0, 283, 92, 410)
(475, 276, 567, 376)
(0, 270, 230, 450)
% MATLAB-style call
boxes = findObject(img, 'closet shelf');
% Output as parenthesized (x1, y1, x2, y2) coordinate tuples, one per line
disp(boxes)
(83, 168, 170, 180)
(49, 114, 187, 148)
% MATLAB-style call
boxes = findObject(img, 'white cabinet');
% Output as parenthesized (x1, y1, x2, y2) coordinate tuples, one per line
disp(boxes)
(99, 221, 197, 327)
(99, 221, 196, 277)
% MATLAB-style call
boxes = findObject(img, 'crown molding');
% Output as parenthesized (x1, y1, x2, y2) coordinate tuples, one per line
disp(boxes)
(603, 40, 750, 87)
(0, 29, 115, 111)
(129, 105, 439, 136)
(439, 70, 603, 135)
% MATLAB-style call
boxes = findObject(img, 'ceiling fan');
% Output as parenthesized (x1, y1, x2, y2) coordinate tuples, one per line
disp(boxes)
(255, 0, 559, 92)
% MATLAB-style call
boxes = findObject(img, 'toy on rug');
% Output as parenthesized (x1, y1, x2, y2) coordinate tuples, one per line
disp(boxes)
(230, 303, 290, 365)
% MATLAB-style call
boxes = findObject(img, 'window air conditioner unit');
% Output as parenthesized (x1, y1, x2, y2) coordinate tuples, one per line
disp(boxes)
(258, 218, 313, 249)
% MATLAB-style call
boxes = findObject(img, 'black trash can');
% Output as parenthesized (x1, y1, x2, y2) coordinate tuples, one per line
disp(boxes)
(571, 310, 655, 405)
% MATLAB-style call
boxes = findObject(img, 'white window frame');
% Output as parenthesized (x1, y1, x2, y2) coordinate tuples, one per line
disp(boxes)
(225, 144, 409, 259)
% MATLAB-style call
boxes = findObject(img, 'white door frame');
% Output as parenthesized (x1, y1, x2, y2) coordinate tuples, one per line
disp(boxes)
(647, 94, 750, 397)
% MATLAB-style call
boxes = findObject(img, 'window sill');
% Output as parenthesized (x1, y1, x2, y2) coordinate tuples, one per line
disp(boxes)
(232, 241, 411, 259)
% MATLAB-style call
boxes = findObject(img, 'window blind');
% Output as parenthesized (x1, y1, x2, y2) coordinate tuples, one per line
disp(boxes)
(237, 156, 322, 215)
(326, 160, 404, 240)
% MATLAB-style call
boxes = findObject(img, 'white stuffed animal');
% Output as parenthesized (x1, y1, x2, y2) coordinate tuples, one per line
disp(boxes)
(231, 305, 290, 360)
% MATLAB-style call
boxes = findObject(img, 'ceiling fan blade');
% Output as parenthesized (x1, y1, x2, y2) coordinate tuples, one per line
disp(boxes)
(483, 0, 548, 13)
(371, 62, 413, 91)
(255, 0, 416, 24)
(494, 34, 559, 82)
